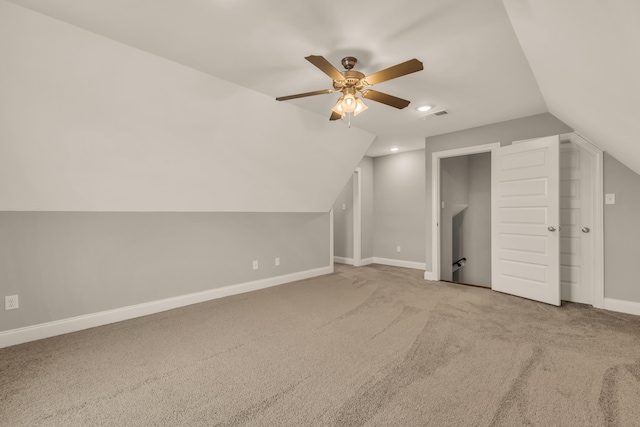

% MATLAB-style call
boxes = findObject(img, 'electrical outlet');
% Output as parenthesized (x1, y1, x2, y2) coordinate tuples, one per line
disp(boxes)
(275, 257, 280, 266)
(5, 295, 18, 310)
(396, 245, 401, 253)
(252, 260, 259, 270)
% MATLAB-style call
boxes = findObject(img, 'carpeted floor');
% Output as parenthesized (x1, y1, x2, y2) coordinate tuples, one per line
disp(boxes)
(1, 263, 640, 426)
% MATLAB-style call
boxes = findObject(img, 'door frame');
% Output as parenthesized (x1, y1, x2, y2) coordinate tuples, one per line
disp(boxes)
(353, 167, 362, 266)
(427, 133, 604, 309)
(428, 143, 501, 281)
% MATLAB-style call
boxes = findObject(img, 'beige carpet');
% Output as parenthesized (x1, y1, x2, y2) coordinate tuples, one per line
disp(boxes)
(2, 264, 640, 426)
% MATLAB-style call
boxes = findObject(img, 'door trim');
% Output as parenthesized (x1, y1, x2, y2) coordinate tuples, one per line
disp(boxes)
(329, 208, 334, 271)
(428, 143, 501, 281)
(353, 168, 362, 266)
(560, 132, 604, 308)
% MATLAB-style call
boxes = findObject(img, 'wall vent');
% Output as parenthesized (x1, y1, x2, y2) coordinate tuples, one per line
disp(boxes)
(421, 108, 448, 119)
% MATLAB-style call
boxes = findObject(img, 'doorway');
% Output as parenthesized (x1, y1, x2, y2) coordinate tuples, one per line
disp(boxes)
(431, 143, 500, 283)
(332, 168, 362, 266)
(440, 152, 492, 287)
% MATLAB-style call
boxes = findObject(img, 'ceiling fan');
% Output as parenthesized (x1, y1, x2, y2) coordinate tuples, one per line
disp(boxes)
(276, 55, 424, 121)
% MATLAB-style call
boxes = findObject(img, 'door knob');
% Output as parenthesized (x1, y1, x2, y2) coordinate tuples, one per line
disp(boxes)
(582, 227, 590, 233)
(548, 226, 557, 232)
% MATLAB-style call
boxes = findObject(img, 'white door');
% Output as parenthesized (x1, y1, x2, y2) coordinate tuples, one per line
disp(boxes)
(491, 135, 561, 306)
(560, 142, 593, 304)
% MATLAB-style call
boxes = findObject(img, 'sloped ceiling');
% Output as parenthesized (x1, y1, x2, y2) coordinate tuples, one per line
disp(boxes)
(502, 0, 640, 175)
(3, 0, 638, 172)
(5, 0, 547, 157)
(0, 1, 374, 212)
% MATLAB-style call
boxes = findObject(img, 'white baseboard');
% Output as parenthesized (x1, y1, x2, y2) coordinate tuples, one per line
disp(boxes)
(334, 257, 375, 267)
(423, 271, 437, 280)
(372, 257, 426, 271)
(334, 256, 354, 265)
(0, 266, 333, 349)
(603, 298, 640, 317)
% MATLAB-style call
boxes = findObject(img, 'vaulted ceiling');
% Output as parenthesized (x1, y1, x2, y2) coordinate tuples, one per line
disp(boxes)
(502, 0, 640, 175)
(5, 0, 640, 174)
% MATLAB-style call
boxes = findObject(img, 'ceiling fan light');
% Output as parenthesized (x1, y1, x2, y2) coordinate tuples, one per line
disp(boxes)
(341, 93, 357, 113)
(332, 96, 346, 116)
(353, 97, 368, 116)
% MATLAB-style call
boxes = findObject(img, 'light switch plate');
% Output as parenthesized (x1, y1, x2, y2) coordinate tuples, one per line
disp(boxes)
(605, 194, 616, 205)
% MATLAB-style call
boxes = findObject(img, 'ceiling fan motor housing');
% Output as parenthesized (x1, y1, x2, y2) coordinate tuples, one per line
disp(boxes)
(341, 56, 358, 70)
(333, 70, 365, 90)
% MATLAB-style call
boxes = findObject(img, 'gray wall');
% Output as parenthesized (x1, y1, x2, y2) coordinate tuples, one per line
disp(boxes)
(333, 176, 354, 259)
(374, 149, 426, 263)
(0, 212, 329, 332)
(603, 154, 640, 303)
(425, 113, 573, 272)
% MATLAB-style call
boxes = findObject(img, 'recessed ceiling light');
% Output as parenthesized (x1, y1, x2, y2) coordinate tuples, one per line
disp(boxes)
(416, 105, 432, 112)
(390, 147, 399, 152)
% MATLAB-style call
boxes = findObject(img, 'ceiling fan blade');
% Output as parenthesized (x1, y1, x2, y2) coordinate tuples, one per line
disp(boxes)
(362, 59, 424, 86)
(305, 55, 345, 81)
(329, 111, 343, 121)
(361, 90, 411, 109)
(276, 89, 336, 101)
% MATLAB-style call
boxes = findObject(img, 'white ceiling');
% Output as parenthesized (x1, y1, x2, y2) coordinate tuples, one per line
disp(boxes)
(6, 0, 640, 170)
(5, 0, 547, 157)
(502, 0, 640, 175)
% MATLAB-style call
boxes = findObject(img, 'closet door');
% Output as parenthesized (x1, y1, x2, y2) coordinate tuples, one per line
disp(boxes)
(491, 135, 561, 306)
(560, 142, 593, 304)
